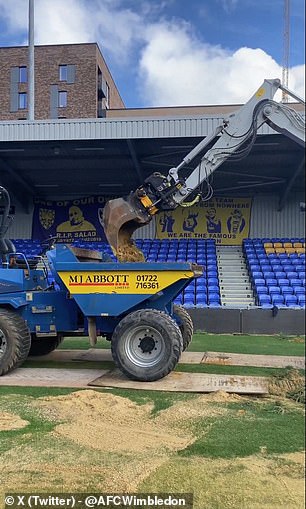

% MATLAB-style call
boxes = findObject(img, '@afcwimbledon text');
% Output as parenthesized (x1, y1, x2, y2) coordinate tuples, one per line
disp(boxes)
(4, 493, 194, 508)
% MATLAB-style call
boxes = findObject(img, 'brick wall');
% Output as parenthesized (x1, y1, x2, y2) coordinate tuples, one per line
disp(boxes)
(0, 43, 125, 120)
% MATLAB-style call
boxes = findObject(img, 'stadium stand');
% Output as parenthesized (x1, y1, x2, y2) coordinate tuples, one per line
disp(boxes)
(243, 238, 305, 309)
(4, 238, 305, 309)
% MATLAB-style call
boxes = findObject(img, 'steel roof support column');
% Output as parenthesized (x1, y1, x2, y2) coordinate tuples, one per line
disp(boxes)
(126, 139, 144, 184)
(28, 0, 35, 120)
(278, 156, 305, 211)
(0, 159, 35, 212)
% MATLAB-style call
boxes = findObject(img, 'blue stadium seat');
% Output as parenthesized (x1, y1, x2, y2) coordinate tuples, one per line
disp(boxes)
(270, 263, 283, 272)
(282, 264, 293, 272)
(281, 286, 294, 295)
(291, 258, 300, 265)
(256, 286, 268, 294)
(258, 294, 272, 307)
(266, 278, 277, 286)
(260, 263, 271, 271)
(262, 271, 275, 279)
(271, 294, 285, 306)
(294, 287, 305, 296)
(254, 278, 266, 287)
(196, 284, 207, 292)
(274, 271, 287, 279)
(290, 278, 302, 287)
(278, 278, 290, 286)
(285, 295, 298, 307)
(287, 271, 298, 279)
(269, 286, 281, 295)
(252, 271, 263, 279)
(196, 293, 207, 304)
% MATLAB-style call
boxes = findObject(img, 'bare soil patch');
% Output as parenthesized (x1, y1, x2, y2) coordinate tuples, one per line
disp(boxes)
(0, 390, 304, 508)
(0, 411, 29, 431)
(34, 390, 194, 454)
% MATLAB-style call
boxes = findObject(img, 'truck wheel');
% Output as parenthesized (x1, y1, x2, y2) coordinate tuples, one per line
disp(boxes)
(173, 304, 194, 351)
(29, 335, 64, 356)
(0, 309, 31, 376)
(111, 309, 183, 381)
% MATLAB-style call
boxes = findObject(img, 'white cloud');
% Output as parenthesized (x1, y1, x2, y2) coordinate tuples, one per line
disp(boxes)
(0, 0, 28, 34)
(0, 0, 304, 106)
(34, 0, 93, 44)
(0, 0, 144, 61)
(139, 22, 305, 105)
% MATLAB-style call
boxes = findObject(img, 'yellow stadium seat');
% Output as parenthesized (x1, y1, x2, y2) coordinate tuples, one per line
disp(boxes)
(275, 248, 286, 254)
(285, 248, 296, 254)
(265, 248, 275, 254)
(273, 242, 283, 248)
(296, 247, 305, 255)
(283, 242, 293, 248)
(293, 242, 303, 248)
(264, 242, 273, 248)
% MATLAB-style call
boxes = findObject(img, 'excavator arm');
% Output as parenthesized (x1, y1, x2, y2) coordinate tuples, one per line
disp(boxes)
(102, 79, 305, 261)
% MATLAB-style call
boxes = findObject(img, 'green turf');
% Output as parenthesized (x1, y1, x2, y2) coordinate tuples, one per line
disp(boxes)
(179, 399, 305, 459)
(0, 387, 304, 461)
(0, 386, 80, 398)
(189, 333, 305, 355)
(58, 337, 110, 350)
(59, 333, 305, 356)
(175, 363, 305, 377)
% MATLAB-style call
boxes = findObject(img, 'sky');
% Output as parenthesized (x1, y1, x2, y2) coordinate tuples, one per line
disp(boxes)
(0, 0, 304, 108)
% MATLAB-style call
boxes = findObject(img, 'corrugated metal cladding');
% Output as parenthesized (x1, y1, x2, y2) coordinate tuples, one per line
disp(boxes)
(8, 205, 33, 239)
(250, 193, 305, 238)
(0, 115, 279, 142)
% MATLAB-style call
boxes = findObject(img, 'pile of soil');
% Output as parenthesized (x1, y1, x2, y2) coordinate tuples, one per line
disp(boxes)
(116, 242, 145, 262)
(0, 412, 29, 431)
(35, 390, 193, 453)
(269, 370, 305, 403)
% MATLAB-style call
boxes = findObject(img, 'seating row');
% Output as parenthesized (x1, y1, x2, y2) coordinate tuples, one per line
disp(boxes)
(243, 238, 305, 308)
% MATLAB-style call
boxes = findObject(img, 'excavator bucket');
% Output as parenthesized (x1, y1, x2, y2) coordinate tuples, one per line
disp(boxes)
(102, 195, 151, 262)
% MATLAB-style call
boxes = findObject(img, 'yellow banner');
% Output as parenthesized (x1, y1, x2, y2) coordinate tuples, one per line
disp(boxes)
(156, 197, 252, 245)
(58, 270, 194, 295)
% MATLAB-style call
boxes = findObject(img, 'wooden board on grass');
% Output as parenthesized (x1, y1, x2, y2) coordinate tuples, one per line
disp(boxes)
(89, 369, 270, 394)
(0, 368, 107, 388)
(29, 349, 305, 369)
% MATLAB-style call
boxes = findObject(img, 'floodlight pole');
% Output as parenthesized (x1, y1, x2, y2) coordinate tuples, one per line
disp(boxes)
(28, 0, 35, 120)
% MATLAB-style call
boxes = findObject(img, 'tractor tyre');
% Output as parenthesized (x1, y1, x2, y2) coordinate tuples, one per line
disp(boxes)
(111, 309, 183, 381)
(0, 309, 31, 376)
(29, 335, 64, 356)
(173, 304, 194, 351)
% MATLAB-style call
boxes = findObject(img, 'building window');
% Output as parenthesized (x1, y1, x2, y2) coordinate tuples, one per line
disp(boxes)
(19, 66, 27, 83)
(105, 82, 110, 107)
(18, 92, 27, 109)
(58, 91, 67, 108)
(59, 65, 68, 81)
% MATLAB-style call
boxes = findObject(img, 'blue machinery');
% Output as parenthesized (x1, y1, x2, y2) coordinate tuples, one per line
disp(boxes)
(0, 242, 201, 381)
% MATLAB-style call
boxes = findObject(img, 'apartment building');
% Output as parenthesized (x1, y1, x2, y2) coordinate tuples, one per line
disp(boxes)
(0, 43, 125, 120)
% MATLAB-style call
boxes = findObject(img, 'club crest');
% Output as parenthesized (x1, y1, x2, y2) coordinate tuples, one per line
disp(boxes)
(39, 208, 55, 230)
